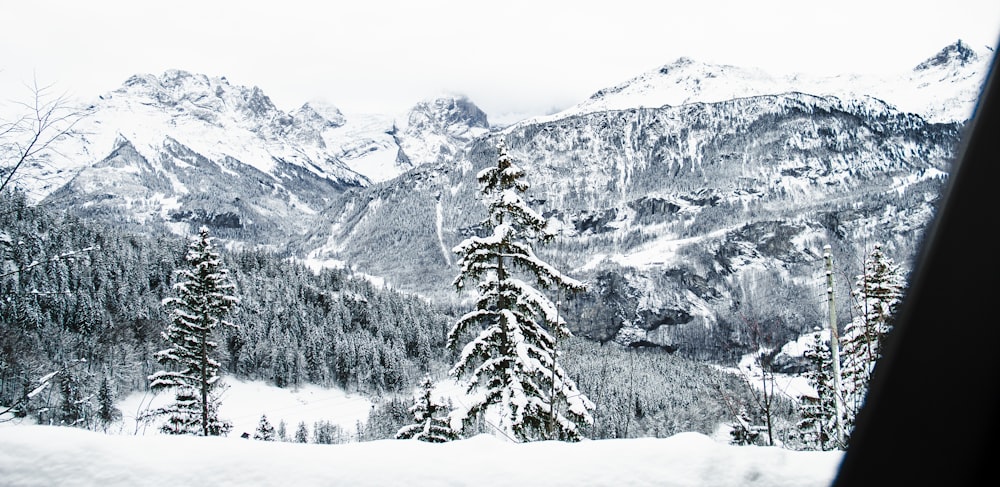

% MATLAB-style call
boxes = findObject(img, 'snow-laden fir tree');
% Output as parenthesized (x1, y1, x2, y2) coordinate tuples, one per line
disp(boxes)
(840, 243, 905, 431)
(96, 376, 120, 431)
(448, 136, 594, 442)
(294, 421, 309, 443)
(277, 419, 288, 442)
(149, 226, 238, 436)
(396, 376, 459, 442)
(254, 414, 276, 441)
(797, 329, 837, 450)
(57, 371, 86, 427)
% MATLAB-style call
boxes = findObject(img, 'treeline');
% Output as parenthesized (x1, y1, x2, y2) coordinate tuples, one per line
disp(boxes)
(0, 189, 454, 427)
(225, 250, 452, 392)
(348, 337, 799, 444)
(559, 337, 798, 440)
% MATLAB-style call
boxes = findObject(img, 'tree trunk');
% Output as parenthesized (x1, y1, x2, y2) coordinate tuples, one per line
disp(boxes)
(201, 324, 209, 436)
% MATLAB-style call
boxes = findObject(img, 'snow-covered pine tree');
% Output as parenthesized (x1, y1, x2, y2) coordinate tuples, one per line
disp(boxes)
(149, 226, 238, 436)
(294, 421, 309, 443)
(254, 414, 276, 441)
(96, 376, 120, 430)
(448, 136, 594, 442)
(313, 420, 343, 444)
(277, 419, 288, 441)
(797, 329, 837, 450)
(840, 243, 905, 432)
(396, 376, 458, 442)
(57, 371, 86, 427)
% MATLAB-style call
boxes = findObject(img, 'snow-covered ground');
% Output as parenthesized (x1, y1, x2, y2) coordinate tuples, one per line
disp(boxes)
(0, 372, 845, 485)
(721, 330, 830, 402)
(114, 376, 373, 439)
(0, 425, 843, 486)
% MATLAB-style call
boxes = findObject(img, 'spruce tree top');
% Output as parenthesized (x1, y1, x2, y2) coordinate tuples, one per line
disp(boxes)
(476, 136, 550, 240)
(167, 226, 239, 327)
(454, 137, 584, 296)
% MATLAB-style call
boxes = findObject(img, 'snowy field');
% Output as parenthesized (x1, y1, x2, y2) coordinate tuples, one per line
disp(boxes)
(0, 425, 843, 486)
(114, 376, 374, 438)
(1, 371, 846, 485)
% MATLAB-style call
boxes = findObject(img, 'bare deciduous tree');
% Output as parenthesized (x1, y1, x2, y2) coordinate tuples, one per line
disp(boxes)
(1, 78, 82, 194)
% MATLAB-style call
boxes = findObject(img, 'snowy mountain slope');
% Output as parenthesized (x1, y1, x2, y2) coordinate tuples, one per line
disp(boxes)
(23, 70, 365, 199)
(298, 87, 959, 357)
(525, 40, 990, 126)
(397, 95, 491, 166)
(320, 111, 410, 184)
(8, 40, 982, 359)
(315, 95, 490, 185)
(19, 72, 491, 242)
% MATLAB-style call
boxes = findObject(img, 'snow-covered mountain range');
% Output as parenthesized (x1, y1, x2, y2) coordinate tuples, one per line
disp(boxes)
(16, 70, 488, 242)
(294, 41, 987, 358)
(529, 39, 989, 125)
(11, 40, 991, 359)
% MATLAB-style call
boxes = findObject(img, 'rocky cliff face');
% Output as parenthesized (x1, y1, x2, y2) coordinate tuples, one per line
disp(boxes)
(399, 95, 490, 167)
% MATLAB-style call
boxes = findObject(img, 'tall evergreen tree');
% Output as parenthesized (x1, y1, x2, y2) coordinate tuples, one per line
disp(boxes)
(96, 375, 120, 430)
(58, 371, 86, 427)
(277, 419, 288, 442)
(396, 376, 458, 442)
(294, 421, 309, 443)
(448, 136, 594, 442)
(148, 226, 238, 436)
(797, 329, 837, 450)
(840, 243, 905, 431)
(312, 420, 342, 444)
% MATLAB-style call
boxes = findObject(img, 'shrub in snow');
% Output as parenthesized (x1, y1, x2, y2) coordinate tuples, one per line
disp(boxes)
(396, 377, 458, 442)
(254, 414, 276, 441)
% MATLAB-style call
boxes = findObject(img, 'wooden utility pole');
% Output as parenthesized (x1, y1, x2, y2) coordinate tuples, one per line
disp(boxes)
(824, 244, 847, 447)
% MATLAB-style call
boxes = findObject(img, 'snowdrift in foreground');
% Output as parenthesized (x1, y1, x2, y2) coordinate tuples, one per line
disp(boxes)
(0, 426, 842, 487)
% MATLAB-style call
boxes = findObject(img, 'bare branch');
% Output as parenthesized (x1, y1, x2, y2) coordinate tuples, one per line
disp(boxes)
(1, 77, 85, 194)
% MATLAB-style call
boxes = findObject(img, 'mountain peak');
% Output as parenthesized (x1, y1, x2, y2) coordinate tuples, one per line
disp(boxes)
(658, 57, 697, 74)
(397, 95, 490, 167)
(915, 40, 979, 71)
(297, 100, 346, 128)
(119, 69, 220, 96)
(112, 69, 283, 124)
(407, 95, 489, 130)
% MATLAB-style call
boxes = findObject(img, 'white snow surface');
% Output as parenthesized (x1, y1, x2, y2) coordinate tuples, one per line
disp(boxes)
(0, 425, 843, 487)
(321, 111, 410, 184)
(114, 375, 373, 438)
(722, 329, 835, 402)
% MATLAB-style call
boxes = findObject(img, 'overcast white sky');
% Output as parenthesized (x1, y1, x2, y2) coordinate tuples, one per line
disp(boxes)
(1, 0, 998, 123)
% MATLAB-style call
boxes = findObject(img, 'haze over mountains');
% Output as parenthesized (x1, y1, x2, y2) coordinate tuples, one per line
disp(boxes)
(10, 40, 991, 360)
